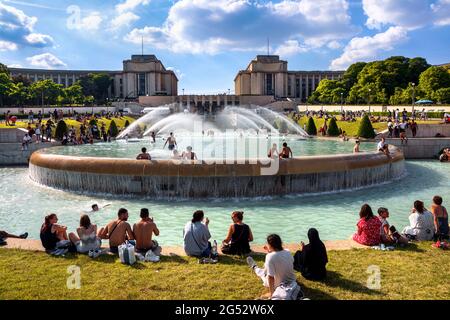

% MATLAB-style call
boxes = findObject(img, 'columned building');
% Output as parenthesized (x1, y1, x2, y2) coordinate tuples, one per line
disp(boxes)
(235, 55, 345, 102)
(9, 54, 178, 99)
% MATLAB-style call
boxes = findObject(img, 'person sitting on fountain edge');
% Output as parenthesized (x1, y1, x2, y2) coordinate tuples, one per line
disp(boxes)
(136, 147, 151, 160)
(279, 142, 293, 159)
(133, 208, 161, 256)
(98, 208, 135, 254)
(182, 146, 198, 160)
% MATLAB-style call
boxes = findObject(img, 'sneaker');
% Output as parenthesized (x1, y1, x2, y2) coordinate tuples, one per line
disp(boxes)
(19, 232, 28, 239)
(88, 250, 94, 258)
(246, 256, 256, 269)
(0, 238, 7, 246)
(92, 249, 102, 258)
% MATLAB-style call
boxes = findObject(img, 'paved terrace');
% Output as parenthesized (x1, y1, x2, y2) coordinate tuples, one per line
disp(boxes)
(2, 238, 366, 255)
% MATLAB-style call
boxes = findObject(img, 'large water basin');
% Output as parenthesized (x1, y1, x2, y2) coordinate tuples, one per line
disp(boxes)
(2, 160, 448, 245)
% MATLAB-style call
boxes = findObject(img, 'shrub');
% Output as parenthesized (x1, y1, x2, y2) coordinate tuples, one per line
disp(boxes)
(357, 114, 376, 139)
(124, 119, 130, 127)
(89, 119, 97, 126)
(108, 120, 119, 137)
(306, 117, 317, 135)
(55, 120, 68, 141)
(327, 117, 340, 136)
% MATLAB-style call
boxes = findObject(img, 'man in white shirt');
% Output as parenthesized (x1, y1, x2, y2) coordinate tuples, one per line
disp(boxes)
(22, 133, 32, 150)
(377, 137, 386, 152)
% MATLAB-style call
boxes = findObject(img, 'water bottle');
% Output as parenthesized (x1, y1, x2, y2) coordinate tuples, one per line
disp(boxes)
(211, 240, 218, 259)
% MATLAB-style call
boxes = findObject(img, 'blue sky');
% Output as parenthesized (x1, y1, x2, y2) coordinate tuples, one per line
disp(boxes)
(0, 0, 449, 93)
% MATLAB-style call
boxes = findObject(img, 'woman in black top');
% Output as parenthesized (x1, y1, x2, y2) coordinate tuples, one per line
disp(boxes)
(40, 214, 74, 252)
(294, 228, 328, 280)
(222, 211, 253, 255)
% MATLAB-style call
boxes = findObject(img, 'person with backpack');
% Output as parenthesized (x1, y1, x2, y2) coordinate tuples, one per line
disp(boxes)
(183, 210, 212, 257)
(98, 208, 135, 254)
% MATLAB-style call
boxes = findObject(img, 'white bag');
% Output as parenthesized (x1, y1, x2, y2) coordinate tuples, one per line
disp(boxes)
(271, 281, 302, 300)
(118, 241, 136, 265)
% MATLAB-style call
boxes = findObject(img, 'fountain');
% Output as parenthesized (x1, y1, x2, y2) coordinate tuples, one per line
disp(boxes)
(29, 105, 405, 199)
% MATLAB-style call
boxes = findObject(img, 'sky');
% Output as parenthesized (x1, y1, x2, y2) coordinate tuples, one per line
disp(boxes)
(0, 0, 449, 94)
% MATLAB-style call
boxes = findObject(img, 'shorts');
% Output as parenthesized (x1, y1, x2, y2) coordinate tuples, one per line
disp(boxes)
(168, 144, 175, 151)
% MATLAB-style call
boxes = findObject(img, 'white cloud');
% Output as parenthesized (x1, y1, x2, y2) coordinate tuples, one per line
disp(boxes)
(330, 26, 408, 70)
(8, 63, 23, 68)
(116, 0, 151, 14)
(431, 0, 450, 26)
(327, 40, 342, 50)
(124, 0, 357, 54)
(274, 40, 308, 56)
(0, 2, 53, 47)
(362, 0, 449, 30)
(110, 12, 140, 30)
(0, 40, 18, 51)
(26, 53, 67, 69)
(24, 33, 54, 46)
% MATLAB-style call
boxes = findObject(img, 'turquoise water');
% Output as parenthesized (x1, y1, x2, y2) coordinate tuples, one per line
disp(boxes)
(0, 161, 448, 245)
(41, 136, 375, 159)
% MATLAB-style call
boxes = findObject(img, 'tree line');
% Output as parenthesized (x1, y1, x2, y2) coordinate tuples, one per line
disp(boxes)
(308, 56, 450, 105)
(0, 63, 112, 108)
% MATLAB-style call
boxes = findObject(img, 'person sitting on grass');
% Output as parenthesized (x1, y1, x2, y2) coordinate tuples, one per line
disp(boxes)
(136, 147, 151, 160)
(293, 228, 328, 281)
(133, 208, 161, 256)
(352, 204, 382, 246)
(40, 214, 75, 254)
(402, 200, 435, 241)
(430, 196, 449, 241)
(377, 207, 408, 245)
(183, 210, 211, 257)
(70, 214, 102, 255)
(98, 208, 135, 254)
(221, 211, 253, 255)
(246, 234, 301, 300)
(0, 230, 28, 246)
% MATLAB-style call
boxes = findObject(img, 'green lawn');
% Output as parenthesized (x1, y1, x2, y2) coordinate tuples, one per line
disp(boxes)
(0, 242, 448, 300)
(0, 116, 135, 132)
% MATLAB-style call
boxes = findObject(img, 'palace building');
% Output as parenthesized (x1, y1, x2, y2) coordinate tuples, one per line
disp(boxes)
(234, 55, 344, 102)
(8, 54, 178, 98)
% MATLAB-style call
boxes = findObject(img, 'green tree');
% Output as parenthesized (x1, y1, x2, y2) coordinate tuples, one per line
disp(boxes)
(357, 115, 376, 139)
(78, 73, 112, 103)
(8, 82, 29, 107)
(419, 66, 450, 99)
(0, 72, 12, 107)
(108, 120, 119, 137)
(327, 117, 340, 136)
(64, 84, 84, 106)
(306, 117, 317, 136)
(55, 120, 68, 140)
(432, 88, 450, 104)
(30, 80, 63, 106)
(0, 63, 9, 75)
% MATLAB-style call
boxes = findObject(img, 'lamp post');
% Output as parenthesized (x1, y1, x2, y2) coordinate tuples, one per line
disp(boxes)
(340, 92, 344, 113)
(411, 82, 416, 115)
(368, 88, 371, 114)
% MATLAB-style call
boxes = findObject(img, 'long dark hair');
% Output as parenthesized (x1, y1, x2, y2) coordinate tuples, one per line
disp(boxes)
(41, 213, 57, 232)
(80, 214, 91, 229)
(192, 210, 204, 223)
(414, 200, 425, 214)
(306, 228, 328, 265)
(359, 204, 374, 221)
(267, 234, 283, 251)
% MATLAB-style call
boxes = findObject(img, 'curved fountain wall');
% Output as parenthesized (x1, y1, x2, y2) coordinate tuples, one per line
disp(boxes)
(29, 147, 405, 199)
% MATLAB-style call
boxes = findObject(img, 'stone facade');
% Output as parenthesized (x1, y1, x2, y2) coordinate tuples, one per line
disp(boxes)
(9, 55, 178, 99)
(235, 55, 345, 102)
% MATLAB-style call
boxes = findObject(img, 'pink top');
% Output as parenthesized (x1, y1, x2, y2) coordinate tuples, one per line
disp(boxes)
(353, 217, 382, 246)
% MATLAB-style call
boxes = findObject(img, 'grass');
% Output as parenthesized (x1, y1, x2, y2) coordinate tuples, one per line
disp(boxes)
(295, 117, 442, 137)
(0, 242, 448, 300)
(0, 116, 135, 132)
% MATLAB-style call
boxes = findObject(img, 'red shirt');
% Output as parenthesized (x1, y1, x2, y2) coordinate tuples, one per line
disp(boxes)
(353, 216, 382, 246)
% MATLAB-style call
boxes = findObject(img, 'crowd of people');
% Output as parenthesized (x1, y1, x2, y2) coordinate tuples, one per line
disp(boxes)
(1, 194, 448, 300)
